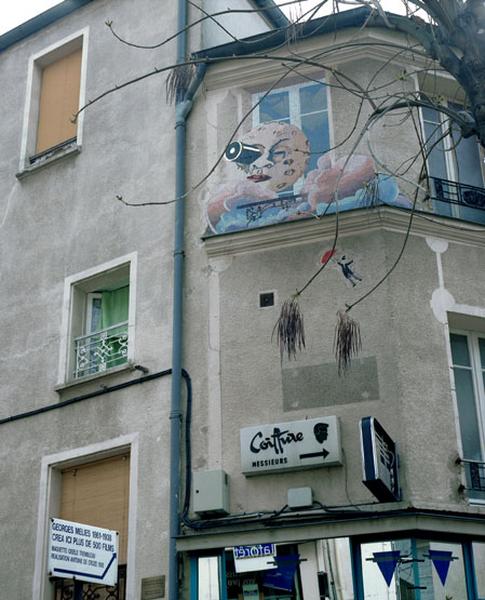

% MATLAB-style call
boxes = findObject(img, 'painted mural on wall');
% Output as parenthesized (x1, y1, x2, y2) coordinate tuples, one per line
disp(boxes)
(205, 121, 412, 235)
(321, 249, 363, 287)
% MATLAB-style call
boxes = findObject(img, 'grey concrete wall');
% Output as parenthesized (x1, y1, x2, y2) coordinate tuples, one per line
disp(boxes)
(2, 7, 485, 600)
(0, 1, 186, 598)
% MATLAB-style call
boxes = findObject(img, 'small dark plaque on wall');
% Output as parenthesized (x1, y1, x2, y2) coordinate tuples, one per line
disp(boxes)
(141, 575, 165, 599)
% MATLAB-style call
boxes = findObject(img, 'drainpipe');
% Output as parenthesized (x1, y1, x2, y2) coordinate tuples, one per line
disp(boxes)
(168, 0, 206, 597)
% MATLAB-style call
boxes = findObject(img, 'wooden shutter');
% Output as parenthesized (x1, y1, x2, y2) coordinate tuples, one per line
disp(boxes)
(36, 47, 82, 153)
(60, 454, 130, 564)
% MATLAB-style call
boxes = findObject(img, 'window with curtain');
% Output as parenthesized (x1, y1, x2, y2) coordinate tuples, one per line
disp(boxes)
(80, 286, 129, 376)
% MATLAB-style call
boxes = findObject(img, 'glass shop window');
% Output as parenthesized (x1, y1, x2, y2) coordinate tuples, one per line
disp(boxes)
(195, 539, 353, 600)
(361, 538, 467, 599)
(226, 544, 302, 600)
(473, 541, 485, 597)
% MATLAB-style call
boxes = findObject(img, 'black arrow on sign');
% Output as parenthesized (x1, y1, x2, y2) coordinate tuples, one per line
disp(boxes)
(299, 448, 329, 460)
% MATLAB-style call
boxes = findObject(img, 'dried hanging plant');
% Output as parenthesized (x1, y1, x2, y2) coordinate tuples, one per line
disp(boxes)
(165, 63, 196, 104)
(273, 294, 306, 361)
(334, 309, 361, 376)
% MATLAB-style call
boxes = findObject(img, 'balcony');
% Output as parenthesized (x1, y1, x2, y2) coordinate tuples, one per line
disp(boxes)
(430, 177, 485, 225)
(458, 458, 485, 502)
(74, 322, 129, 379)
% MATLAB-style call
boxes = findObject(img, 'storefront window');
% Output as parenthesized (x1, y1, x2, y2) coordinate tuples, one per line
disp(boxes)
(361, 539, 467, 599)
(192, 537, 484, 599)
(198, 556, 221, 600)
(473, 542, 485, 598)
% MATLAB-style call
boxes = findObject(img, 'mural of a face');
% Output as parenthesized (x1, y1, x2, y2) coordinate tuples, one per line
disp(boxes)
(237, 122, 310, 192)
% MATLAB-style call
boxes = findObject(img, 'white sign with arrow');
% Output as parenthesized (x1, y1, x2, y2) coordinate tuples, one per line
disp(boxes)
(240, 416, 342, 475)
(48, 518, 118, 586)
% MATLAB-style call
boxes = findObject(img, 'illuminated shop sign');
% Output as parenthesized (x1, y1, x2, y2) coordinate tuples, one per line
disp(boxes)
(360, 416, 400, 502)
(240, 417, 342, 475)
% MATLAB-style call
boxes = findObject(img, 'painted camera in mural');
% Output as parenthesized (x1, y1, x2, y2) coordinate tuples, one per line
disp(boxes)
(206, 121, 411, 235)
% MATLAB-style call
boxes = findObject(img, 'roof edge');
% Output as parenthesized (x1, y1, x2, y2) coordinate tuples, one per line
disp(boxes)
(194, 7, 382, 59)
(251, 0, 291, 29)
(0, 0, 94, 53)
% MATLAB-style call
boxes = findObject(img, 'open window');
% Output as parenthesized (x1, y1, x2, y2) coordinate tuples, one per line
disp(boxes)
(58, 254, 136, 385)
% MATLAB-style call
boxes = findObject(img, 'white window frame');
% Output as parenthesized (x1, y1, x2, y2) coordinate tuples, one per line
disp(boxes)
(252, 79, 332, 193)
(450, 329, 485, 461)
(57, 252, 137, 386)
(420, 101, 484, 218)
(18, 27, 89, 174)
(252, 79, 330, 130)
(85, 292, 103, 334)
(32, 433, 139, 600)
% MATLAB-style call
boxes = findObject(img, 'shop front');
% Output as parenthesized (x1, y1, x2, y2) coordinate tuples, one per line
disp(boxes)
(187, 530, 485, 600)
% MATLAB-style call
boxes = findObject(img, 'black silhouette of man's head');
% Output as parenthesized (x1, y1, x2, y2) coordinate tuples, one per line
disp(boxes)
(313, 422, 329, 444)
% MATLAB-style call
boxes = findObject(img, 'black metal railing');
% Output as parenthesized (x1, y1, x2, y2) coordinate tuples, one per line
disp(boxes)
(468, 460, 485, 492)
(431, 177, 485, 222)
(458, 458, 485, 497)
(53, 565, 126, 600)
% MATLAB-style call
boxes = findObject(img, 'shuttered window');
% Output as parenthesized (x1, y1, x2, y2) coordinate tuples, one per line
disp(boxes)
(60, 454, 130, 564)
(36, 47, 82, 153)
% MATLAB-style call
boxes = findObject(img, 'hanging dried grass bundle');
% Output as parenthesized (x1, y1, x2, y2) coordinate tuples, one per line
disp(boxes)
(165, 63, 196, 104)
(273, 295, 306, 361)
(334, 309, 361, 375)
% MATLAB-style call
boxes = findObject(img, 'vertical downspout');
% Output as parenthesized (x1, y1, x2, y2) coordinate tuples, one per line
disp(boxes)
(169, 0, 206, 597)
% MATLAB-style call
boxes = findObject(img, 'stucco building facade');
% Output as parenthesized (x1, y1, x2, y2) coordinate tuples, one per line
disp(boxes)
(1, 1, 485, 599)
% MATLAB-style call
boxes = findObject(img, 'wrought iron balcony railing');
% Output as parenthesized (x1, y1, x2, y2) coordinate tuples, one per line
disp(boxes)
(53, 564, 126, 600)
(74, 321, 129, 379)
(461, 458, 485, 492)
(457, 458, 485, 502)
(430, 177, 485, 224)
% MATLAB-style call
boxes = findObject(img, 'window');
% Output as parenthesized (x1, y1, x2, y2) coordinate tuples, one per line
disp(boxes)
(52, 454, 130, 599)
(34, 435, 138, 600)
(253, 80, 330, 189)
(422, 104, 485, 224)
(19, 30, 88, 173)
(360, 538, 469, 598)
(35, 47, 82, 156)
(58, 254, 136, 384)
(450, 331, 485, 500)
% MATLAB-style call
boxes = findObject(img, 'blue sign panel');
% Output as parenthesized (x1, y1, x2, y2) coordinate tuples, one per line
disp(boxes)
(428, 550, 457, 585)
(360, 417, 400, 502)
(373, 550, 401, 587)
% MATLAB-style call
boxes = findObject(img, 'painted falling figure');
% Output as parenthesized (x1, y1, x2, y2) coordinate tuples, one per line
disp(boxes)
(336, 255, 362, 287)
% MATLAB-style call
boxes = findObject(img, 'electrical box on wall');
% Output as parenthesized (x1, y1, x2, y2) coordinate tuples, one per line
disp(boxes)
(193, 470, 230, 516)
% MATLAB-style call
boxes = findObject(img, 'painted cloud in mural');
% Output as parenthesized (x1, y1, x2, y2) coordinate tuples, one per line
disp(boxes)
(206, 121, 412, 234)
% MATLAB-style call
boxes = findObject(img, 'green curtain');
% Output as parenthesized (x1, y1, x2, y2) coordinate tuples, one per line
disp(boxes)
(100, 286, 129, 368)
(101, 286, 129, 328)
